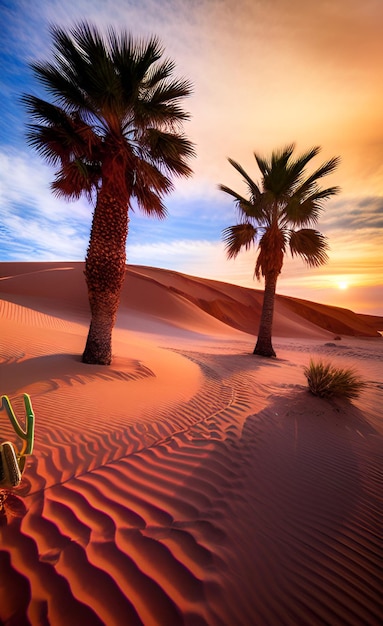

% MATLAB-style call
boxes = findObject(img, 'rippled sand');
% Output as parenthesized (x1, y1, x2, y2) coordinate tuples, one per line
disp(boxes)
(1, 263, 382, 625)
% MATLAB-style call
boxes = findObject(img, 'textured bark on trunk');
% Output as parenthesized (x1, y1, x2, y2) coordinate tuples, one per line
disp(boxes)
(82, 162, 129, 365)
(82, 287, 122, 365)
(253, 271, 279, 357)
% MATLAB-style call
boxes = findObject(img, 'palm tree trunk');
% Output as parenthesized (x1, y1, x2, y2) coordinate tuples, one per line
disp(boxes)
(253, 271, 278, 357)
(82, 179, 129, 365)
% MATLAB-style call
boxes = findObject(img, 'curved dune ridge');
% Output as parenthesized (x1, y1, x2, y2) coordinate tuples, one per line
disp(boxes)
(0, 262, 382, 626)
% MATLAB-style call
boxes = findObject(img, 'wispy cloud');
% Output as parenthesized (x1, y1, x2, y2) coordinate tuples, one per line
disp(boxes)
(322, 197, 383, 231)
(0, 148, 90, 259)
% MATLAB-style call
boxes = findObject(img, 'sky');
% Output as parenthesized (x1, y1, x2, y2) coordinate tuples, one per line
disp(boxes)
(1, 0, 383, 315)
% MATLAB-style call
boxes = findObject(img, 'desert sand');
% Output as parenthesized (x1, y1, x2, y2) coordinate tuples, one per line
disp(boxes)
(1, 262, 382, 626)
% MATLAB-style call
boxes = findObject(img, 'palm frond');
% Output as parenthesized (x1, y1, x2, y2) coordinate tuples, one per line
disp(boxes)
(68, 28, 123, 122)
(289, 229, 329, 267)
(45, 25, 140, 121)
(111, 32, 166, 116)
(23, 95, 100, 170)
(35, 25, 100, 111)
(219, 185, 267, 222)
(284, 185, 339, 226)
(303, 156, 340, 185)
(283, 195, 321, 226)
(23, 22, 194, 215)
(70, 21, 104, 52)
(270, 144, 296, 171)
(25, 124, 73, 165)
(253, 149, 272, 178)
(144, 58, 176, 88)
(287, 146, 320, 185)
(135, 35, 164, 80)
(29, 60, 89, 112)
(219, 184, 250, 208)
(135, 72, 192, 130)
(257, 144, 297, 195)
(292, 156, 340, 199)
(107, 27, 134, 64)
(222, 223, 257, 259)
(144, 129, 195, 177)
(135, 100, 191, 129)
(51, 25, 90, 75)
(149, 78, 193, 104)
(227, 158, 262, 200)
(262, 143, 295, 171)
(22, 95, 67, 125)
(132, 185, 168, 219)
(51, 160, 98, 200)
(132, 159, 174, 195)
(312, 186, 341, 201)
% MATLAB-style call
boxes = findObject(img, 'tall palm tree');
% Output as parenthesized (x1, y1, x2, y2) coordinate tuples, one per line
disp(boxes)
(220, 144, 340, 357)
(22, 22, 194, 365)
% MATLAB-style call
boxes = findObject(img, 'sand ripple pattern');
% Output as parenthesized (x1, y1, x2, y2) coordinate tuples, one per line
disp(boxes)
(1, 351, 382, 625)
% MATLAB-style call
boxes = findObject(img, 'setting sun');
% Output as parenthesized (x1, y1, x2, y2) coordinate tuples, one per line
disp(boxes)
(338, 281, 349, 290)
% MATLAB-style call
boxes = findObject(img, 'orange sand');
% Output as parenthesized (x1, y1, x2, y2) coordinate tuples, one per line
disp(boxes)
(1, 262, 382, 625)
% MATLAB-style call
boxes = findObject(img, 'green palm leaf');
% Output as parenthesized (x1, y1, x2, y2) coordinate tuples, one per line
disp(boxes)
(23, 21, 194, 203)
(227, 158, 262, 201)
(219, 183, 267, 222)
(222, 223, 257, 259)
(145, 129, 195, 177)
(289, 229, 329, 267)
(284, 186, 340, 226)
(52, 160, 98, 200)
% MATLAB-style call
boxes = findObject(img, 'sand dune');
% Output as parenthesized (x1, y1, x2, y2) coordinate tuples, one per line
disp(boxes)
(1, 262, 382, 625)
(1, 261, 381, 338)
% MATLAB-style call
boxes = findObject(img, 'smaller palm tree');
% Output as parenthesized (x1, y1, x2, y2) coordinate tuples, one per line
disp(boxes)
(220, 144, 340, 357)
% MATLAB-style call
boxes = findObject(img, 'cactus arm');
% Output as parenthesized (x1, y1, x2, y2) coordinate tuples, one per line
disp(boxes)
(22, 394, 35, 455)
(1, 394, 35, 461)
(1, 395, 26, 439)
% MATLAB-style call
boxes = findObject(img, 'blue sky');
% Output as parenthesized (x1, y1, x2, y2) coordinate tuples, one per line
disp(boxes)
(1, 0, 383, 315)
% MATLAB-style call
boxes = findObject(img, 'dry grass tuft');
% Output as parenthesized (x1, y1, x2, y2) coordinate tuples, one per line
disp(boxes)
(304, 359, 366, 399)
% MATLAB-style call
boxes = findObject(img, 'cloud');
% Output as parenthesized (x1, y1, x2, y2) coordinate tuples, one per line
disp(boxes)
(0, 213, 87, 260)
(0, 148, 91, 260)
(322, 197, 383, 231)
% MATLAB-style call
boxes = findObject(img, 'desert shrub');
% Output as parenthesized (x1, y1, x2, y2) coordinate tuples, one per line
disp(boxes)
(304, 359, 366, 399)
